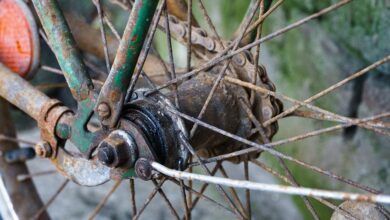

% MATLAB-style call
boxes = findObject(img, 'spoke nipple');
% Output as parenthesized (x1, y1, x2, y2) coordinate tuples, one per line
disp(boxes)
(34, 142, 52, 158)
(97, 102, 111, 119)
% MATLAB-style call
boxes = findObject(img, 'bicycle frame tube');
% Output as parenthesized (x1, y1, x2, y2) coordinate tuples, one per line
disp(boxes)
(97, 0, 159, 127)
(32, 0, 94, 102)
(0, 0, 159, 159)
(0, 64, 51, 121)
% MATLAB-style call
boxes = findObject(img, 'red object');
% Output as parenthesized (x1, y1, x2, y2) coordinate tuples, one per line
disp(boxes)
(0, 0, 39, 78)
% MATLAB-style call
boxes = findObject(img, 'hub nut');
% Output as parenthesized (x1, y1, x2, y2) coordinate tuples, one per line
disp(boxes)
(97, 130, 138, 168)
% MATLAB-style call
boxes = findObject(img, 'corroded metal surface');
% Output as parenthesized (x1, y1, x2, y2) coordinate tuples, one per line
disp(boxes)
(53, 148, 110, 186)
(0, 64, 74, 158)
(0, 0, 282, 188)
(67, 11, 283, 163)
(97, 0, 159, 127)
(37, 99, 72, 158)
(153, 13, 283, 162)
(69, 11, 282, 163)
(0, 63, 51, 120)
(32, 0, 93, 101)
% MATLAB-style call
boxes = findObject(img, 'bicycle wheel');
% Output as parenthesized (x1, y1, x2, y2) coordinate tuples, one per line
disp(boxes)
(0, 0, 389, 219)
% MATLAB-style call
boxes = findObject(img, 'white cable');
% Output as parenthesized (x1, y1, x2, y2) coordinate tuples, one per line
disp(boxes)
(152, 162, 390, 204)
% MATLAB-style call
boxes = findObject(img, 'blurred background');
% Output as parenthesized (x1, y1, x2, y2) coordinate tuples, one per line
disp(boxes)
(8, 0, 390, 219)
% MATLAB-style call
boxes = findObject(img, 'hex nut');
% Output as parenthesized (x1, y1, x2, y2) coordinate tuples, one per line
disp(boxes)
(97, 130, 138, 168)
(34, 142, 52, 158)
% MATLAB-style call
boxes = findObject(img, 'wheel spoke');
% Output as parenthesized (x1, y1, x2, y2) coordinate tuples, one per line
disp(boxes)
(152, 179, 180, 220)
(103, 14, 121, 41)
(245, 0, 284, 35)
(179, 180, 190, 220)
(233, 0, 261, 44)
(164, 4, 180, 108)
(92, 0, 111, 73)
(88, 180, 122, 220)
(262, 55, 390, 127)
(178, 134, 246, 219)
(250, 0, 265, 105)
(187, 156, 193, 219)
(291, 109, 390, 129)
(186, 0, 192, 73)
(40, 65, 63, 75)
(188, 0, 261, 139)
(133, 177, 167, 220)
(219, 165, 248, 219)
(33, 0, 94, 102)
(250, 160, 359, 220)
(240, 99, 320, 220)
(170, 107, 386, 194)
(0, 134, 36, 145)
(141, 71, 159, 88)
(36, 83, 67, 90)
(17, 0, 388, 219)
(224, 75, 390, 135)
(185, 163, 220, 214)
(147, 0, 352, 95)
(169, 178, 236, 217)
(129, 178, 137, 217)
(31, 179, 69, 220)
(244, 158, 251, 220)
(197, 0, 222, 46)
(17, 170, 58, 182)
(109, 0, 132, 10)
(126, 0, 166, 100)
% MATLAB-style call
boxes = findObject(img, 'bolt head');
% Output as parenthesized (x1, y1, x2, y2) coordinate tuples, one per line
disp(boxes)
(135, 158, 152, 181)
(97, 143, 116, 166)
(34, 142, 52, 158)
(97, 103, 111, 119)
(97, 130, 138, 168)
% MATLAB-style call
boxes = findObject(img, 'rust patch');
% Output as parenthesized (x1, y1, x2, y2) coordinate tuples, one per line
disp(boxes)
(109, 89, 121, 102)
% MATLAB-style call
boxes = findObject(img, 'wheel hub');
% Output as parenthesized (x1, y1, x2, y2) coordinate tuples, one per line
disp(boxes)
(96, 89, 189, 178)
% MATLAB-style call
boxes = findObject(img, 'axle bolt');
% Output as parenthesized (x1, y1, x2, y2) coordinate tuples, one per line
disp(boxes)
(97, 130, 138, 168)
(97, 143, 116, 166)
(97, 102, 111, 119)
(34, 142, 52, 158)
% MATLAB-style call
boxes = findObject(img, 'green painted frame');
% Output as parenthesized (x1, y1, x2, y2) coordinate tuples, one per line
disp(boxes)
(31, 0, 159, 155)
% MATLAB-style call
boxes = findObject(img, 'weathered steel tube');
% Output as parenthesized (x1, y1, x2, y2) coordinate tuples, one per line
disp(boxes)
(97, 0, 159, 127)
(32, 0, 93, 101)
(0, 63, 51, 120)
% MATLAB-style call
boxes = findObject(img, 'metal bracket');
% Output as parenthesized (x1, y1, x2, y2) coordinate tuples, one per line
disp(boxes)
(37, 99, 72, 159)
(52, 148, 110, 186)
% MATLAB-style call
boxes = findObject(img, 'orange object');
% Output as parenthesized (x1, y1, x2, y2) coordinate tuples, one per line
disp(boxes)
(0, 0, 39, 78)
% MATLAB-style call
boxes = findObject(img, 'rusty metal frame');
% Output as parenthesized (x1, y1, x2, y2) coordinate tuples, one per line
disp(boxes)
(96, 0, 159, 128)
(0, 0, 161, 180)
